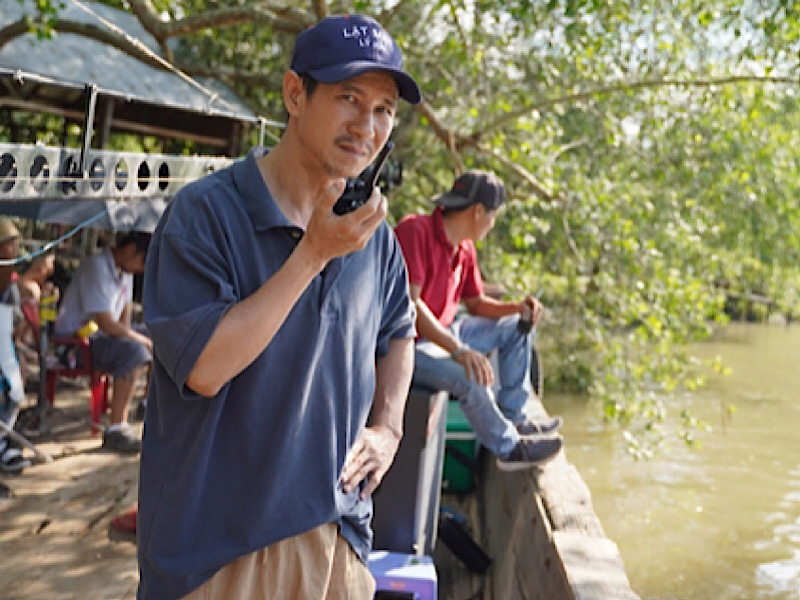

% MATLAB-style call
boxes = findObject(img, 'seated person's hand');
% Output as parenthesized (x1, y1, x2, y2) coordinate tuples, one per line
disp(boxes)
(454, 347, 495, 387)
(522, 295, 544, 327)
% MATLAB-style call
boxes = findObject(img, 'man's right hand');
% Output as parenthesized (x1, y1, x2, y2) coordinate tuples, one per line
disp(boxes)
(301, 181, 387, 267)
(453, 347, 495, 387)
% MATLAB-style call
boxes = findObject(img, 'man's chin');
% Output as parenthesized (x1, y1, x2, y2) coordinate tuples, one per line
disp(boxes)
(326, 162, 366, 180)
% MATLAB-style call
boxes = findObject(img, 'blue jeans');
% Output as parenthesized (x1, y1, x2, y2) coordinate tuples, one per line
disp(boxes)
(413, 315, 533, 456)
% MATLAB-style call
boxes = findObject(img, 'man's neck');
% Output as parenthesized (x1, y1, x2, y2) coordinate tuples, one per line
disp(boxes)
(441, 213, 472, 251)
(258, 140, 329, 230)
(110, 247, 125, 276)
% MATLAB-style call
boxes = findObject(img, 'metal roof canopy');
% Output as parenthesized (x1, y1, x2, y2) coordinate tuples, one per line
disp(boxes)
(0, 0, 282, 155)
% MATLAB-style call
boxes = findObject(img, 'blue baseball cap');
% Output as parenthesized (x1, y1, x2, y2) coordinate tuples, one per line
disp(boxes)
(290, 15, 421, 105)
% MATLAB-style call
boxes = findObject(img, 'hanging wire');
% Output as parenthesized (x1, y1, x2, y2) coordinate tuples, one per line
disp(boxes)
(0, 208, 110, 266)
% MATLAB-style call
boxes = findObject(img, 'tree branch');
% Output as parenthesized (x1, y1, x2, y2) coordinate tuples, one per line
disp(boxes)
(311, 0, 327, 21)
(126, 0, 167, 40)
(414, 99, 466, 170)
(0, 19, 28, 48)
(475, 143, 586, 266)
(170, 8, 311, 37)
(475, 143, 553, 203)
(0, 18, 165, 70)
(481, 74, 799, 137)
(128, 0, 312, 38)
(175, 61, 282, 88)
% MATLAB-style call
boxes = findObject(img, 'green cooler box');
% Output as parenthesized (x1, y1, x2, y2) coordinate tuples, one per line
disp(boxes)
(442, 400, 478, 493)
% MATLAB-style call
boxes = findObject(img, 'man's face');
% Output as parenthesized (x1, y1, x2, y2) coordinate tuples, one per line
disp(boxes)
(0, 236, 20, 261)
(119, 251, 146, 275)
(291, 70, 398, 179)
(473, 205, 500, 242)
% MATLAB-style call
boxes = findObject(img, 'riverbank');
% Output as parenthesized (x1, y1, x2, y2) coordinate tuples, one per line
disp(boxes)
(548, 322, 800, 600)
(436, 399, 640, 600)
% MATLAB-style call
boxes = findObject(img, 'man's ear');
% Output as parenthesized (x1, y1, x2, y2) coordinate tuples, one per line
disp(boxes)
(283, 70, 305, 118)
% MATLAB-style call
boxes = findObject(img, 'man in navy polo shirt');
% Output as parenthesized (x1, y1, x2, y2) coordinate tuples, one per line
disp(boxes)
(138, 14, 420, 600)
(394, 170, 563, 472)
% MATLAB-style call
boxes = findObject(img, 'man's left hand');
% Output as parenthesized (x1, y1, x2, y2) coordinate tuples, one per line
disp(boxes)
(340, 425, 402, 500)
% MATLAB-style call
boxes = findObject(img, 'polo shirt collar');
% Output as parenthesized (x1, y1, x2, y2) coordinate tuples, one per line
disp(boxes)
(232, 148, 294, 232)
(432, 207, 452, 249)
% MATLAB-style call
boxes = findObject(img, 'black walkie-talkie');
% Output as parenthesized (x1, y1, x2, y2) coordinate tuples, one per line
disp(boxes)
(332, 141, 395, 215)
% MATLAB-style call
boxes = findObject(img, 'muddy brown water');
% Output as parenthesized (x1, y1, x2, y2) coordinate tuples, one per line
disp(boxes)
(549, 322, 800, 600)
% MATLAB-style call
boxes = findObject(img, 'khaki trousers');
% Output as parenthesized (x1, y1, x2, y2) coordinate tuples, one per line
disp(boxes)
(180, 522, 375, 600)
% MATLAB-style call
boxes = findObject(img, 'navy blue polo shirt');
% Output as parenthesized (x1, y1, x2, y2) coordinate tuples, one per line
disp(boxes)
(137, 149, 415, 600)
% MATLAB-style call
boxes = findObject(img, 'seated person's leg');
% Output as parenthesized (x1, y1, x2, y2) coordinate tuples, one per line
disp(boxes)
(0, 307, 30, 473)
(414, 340, 517, 457)
(458, 315, 561, 435)
(414, 341, 561, 470)
(457, 315, 530, 421)
(90, 333, 151, 454)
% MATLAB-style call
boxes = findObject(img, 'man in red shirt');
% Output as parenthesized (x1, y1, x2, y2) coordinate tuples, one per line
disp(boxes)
(394, 170, 562, 470)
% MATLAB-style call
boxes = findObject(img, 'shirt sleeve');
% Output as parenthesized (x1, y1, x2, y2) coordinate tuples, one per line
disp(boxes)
(143, 203, 236, 400)
(77, 256, 118, 317)
(376, 228, 416, 357)
(393, 218, 426, 288)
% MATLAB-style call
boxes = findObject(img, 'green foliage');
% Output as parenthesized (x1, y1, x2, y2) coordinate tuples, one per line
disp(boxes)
(11, 0, 800, 452)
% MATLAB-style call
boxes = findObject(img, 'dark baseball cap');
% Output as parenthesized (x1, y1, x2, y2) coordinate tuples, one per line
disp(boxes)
(290, 14, 421, 105)
(434, 170, 506, 211)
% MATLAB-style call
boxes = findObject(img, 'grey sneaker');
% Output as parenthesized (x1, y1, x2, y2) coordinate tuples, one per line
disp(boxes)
(515, 415, 563, 436)
(102, 427, 141, 455)
(0, 439, 31, 474)
(496, 435, 563, 472)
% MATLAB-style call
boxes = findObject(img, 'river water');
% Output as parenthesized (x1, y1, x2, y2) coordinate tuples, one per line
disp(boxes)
(547, 322, 800, 600)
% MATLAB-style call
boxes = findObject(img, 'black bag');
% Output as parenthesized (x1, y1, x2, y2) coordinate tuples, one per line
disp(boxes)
(437, 509, 492, 574)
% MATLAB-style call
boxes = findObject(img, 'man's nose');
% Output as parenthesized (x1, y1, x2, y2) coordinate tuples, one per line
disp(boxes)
(348, 107, 376, 139)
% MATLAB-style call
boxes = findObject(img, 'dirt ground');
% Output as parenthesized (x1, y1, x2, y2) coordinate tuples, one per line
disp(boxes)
(0, 376, 143, 600)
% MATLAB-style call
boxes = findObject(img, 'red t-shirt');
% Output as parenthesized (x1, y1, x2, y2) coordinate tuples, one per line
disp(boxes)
(394, 207, 483, 328)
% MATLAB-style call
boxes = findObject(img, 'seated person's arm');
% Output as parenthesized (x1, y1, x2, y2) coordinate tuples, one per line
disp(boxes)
(93, 310, 152, 352)
(464, 293, 520, 319)
(410, 284, 494, 386)
(410, 284, 461, 355)
(464, 293, 543, 326)
(119, 301, 133, 328)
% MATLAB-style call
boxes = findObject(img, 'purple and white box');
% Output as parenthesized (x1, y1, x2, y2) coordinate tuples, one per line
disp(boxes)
(368, 551, 437, 600)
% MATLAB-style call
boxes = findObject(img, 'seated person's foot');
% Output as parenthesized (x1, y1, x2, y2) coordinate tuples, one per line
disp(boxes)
(110, 505, 138, 535)
(0, 438, 31, 474)
(515, 415, 562, 436)
(102, 425, 141, 455)
(496, 435, 563, 472)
